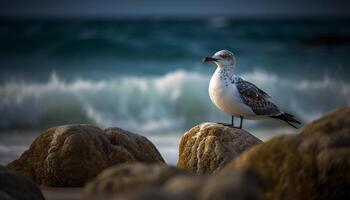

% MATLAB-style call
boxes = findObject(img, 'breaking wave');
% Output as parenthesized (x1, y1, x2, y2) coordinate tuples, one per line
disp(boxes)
(0, 70, 349, 133)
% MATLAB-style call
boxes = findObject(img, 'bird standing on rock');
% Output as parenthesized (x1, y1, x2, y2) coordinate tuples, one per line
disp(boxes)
(203, 50, 300, 129)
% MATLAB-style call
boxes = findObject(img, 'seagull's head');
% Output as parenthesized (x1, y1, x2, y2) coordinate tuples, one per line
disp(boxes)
(203, 50, 235, 68)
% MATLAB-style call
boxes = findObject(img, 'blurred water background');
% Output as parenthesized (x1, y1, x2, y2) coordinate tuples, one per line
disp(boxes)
(0, 19, 349, 164)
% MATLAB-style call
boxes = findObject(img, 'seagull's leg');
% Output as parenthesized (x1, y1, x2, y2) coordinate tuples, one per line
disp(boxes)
(239, 116, 243, 129)
(218, 116, 242, 128)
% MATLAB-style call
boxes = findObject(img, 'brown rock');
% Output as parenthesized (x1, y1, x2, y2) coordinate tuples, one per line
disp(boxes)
(117, 176, 206, 200)
(105, 127, 165, 163)
(300, 107, 350, 137)
(0, 166, 45, 200)
(164, 174, 206, 193)
(164, 175, 206, 200)
(223, 107, 350, 200)
(113, 188, 180, 200)
(7, 124, 164, 187)
(199, 168, 267, 200)
(82, 162, 180, 200)
(177, 122, 261, 174)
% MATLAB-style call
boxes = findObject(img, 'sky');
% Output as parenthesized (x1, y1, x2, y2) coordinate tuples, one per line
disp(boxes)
(0, 0, 349, 18)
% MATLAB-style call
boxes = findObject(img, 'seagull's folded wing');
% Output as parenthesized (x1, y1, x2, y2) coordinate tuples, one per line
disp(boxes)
(235, 77, 280, 116)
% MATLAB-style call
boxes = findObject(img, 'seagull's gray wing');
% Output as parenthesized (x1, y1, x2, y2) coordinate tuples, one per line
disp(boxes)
(235, 77, 280, 116)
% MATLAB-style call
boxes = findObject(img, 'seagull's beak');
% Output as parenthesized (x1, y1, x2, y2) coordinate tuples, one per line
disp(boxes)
(203, 57, 218, 62)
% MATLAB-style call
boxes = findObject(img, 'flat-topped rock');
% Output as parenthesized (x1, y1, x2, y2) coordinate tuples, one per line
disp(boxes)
(7, 124, 164, 187)
(177, 122, 261, 174)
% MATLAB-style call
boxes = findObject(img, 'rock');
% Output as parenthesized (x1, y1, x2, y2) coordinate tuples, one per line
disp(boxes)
(300, 107, 350, 137)
(7, 124, 164, 187)
(199, 168, 267, 200)
(82, 163, 180, 200)
(109, 187, 180, 200)
(0, 166, 45, 200)
(223, 107, 350, 200)
(164, 175, 206, 200)
(116, 176, 206, 200)
(177, 122, 261, 174)
(116, 172, 262, 200)
(105, 127, 165, 163)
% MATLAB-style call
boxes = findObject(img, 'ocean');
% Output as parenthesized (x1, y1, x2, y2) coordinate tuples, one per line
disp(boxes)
(0, 19, 349, 164)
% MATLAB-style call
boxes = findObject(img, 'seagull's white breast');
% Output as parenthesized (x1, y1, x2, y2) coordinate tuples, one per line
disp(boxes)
(209, 70, 255, 118)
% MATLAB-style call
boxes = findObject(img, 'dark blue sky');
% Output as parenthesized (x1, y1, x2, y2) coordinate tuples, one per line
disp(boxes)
(0, 0, 349, 18)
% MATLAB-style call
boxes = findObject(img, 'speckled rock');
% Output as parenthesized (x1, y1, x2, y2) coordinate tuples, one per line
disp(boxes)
(82, 163, 181, 200)
(177, 122, 261, 174)
(223, 107, 350, 200)
(0, 166, 45, 200)
(7, 124, 164, 187)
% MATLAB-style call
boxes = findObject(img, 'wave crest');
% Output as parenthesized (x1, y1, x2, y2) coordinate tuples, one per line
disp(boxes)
(0, 70, 348, 132)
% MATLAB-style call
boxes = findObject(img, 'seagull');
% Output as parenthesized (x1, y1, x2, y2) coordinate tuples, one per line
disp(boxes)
(203, 50, 300, 129)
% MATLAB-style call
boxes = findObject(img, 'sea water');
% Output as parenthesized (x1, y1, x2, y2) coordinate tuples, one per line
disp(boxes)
(0, 19, 349, 164)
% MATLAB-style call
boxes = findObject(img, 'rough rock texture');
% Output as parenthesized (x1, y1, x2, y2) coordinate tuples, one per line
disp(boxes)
(223, 107, 350, 200)
(0, 166, 45, 200)
(177, 122, 261, 174)
(105, 127, 164, 163)
(82, 163, 181, 200)
(300, 107, 350, 137)
(199, 168, 267, 200)
(7, 124, 164, 187)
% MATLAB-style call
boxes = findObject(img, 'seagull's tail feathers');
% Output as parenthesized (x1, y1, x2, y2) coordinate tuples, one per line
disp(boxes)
(270, 112, 301, 129)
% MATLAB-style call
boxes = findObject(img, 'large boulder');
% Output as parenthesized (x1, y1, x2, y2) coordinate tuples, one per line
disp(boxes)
(82, 163, 181, 200)
(0, 166, 45, 200)
(177, 122, 261, 174)
(7, 124, 164, 187)
(223, 107, 350, 200)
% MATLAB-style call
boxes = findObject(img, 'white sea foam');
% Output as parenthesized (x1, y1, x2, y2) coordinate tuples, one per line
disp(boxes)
(0, 69, 348, 133)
